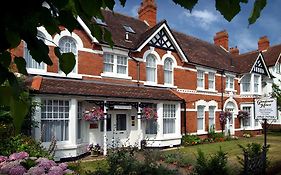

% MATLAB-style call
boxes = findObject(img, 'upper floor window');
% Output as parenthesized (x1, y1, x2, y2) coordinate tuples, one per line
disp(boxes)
(197, 70, 204, 89)
(241, 74, 251, 92)
(24, 31, 46, 70)
(254, 75, 260, 93)
(208, 73, 215, 90)
(226, 76, 234, 90)
(164, 58, 173, 85)
(59, 36, 77, 74)
(146, 54, 157, 82)
(103, 53, 128, 75)
(276, 63, 281, 74)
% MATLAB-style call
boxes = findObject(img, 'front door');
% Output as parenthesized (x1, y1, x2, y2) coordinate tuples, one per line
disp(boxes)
(112, 113, 129, 147)
(226, 109, 235, 135)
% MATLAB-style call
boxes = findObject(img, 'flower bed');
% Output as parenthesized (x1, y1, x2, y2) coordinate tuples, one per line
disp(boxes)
(0, 152, 75, 175)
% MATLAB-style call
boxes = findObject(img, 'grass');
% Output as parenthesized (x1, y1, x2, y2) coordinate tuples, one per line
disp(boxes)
(72, 132, 281, 174)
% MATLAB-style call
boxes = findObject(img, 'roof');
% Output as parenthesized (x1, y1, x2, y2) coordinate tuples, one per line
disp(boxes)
(30, 77, 182, 101)
(263, 44, 281, 66)
(233, 51, 260, 73)
(98, 10, 237, 73)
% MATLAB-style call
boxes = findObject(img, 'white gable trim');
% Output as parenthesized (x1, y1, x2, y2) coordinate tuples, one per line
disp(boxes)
(136, 23, 188, 63)
(250, 53, 271, 78)
(77, 16, 99, 43)
(273, 53, 281, 67)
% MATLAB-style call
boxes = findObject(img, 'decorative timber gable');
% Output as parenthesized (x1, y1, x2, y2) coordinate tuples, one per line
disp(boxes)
(148, 29, 175, 51)
(251, 53, 271, 77)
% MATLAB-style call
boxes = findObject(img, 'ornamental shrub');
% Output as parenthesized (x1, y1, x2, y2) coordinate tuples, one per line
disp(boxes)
(181, 135, 201, 146)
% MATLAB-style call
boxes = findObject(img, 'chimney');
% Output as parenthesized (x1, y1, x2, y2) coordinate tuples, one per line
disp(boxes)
(230, 46, 239, 56)
(214, 30, 229, 51)
(258, 36, 270, 51)
(138, 0, 157, 27)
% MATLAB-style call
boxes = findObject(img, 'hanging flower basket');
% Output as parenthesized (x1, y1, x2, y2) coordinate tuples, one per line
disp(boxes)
(237, 110, 249, 119)
(142, 107, 158, 121)
(219, 111, 232, 124)
(83, 107, 104, 122)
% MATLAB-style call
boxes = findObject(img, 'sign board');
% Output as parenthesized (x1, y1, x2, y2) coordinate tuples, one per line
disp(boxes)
(254, 98, 278, 120)
(114, 105, 132, 110)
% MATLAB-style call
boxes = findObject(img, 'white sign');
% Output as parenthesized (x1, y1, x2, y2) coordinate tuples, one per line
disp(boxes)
(113, 105, 132, 110)
(254, 98, 278, 120)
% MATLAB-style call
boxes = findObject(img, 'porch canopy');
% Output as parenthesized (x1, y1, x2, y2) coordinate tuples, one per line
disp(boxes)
(30, 76, 182, 101)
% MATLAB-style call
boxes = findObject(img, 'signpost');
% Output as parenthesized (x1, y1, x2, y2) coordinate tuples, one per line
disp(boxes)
(254, 97, 278, 174)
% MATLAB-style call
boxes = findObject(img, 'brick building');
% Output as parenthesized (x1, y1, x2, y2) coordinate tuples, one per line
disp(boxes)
(17, 0, 275, 160)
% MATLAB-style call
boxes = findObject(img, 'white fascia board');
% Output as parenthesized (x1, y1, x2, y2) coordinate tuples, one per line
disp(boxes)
(77, 16, 99, 43)
(136, 23, 188, 63)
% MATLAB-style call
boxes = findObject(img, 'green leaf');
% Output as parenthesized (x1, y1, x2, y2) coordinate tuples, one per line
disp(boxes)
(14, 57, 28, 75)
(119, 0, 126, 7)
(215, 0, 243, 22)
(27, 38, 53, 65)
(0, 86, 12, 106)
(104, 28, 114, 48)
(103, 0, 115, 10)
(58, 10, 79, 32)
(79, 0, 103, 17)
(7, 72, 20, 97)
(5, 30, 21, 48)
(0, 51, 11, 68)
(172, 0, 198, 12)
(248, 0, 267, 25)
(59, 52, 76, 75)
(10, 97, 29, 135)
(54, 47, 62, 58)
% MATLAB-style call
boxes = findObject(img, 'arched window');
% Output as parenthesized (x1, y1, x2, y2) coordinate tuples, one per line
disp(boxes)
(58, 36, 77, 73)
(24, 31, 46, 70)
(146, 54, 157, 82)
(164, 58, 173, 84)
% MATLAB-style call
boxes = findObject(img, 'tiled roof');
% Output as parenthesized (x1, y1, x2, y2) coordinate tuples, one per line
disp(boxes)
(233, 51, 260, 74)
(31, 77, 182, 101)
(263, 44, 281, 66)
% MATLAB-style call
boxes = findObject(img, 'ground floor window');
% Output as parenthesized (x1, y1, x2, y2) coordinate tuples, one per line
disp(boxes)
(242, 106, 251, 127)
(163, 104, 176, 134)
(116, 114, 126, 131)
(146, 119, 157, 134)
(197, 105, 204, 131)
(209, 106, 215, 130)
(100, 114, 112, 132)
(41, 99, 69, 142)
(77, 102, 82, 140)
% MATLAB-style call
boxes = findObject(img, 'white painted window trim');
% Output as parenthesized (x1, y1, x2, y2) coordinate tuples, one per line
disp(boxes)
(208, 72, 216, 91)
(240, 73, 262, 95)
(196, 70, 205, 90)
(240, 104, 254, 130)
(225, 74, 235, 91)
(196, 100, 207, 134)
(144, 48, 160, 85)
(163, 52, 175, 86)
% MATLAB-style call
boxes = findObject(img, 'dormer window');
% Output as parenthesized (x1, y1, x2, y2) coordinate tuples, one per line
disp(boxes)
(94, 17, 107, 26)
(123, 25, 135, 33)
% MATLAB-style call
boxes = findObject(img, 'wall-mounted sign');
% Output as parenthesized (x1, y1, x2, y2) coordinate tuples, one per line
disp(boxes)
(254, 98, 278, 120)
(114, 105, 132, 110)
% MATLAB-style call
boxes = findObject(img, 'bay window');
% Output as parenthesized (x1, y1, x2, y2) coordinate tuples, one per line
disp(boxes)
(146, 54, 157, 82)
(197, 70, 204, 89)
(146, 104, 157, 134)
(241, 74, 251, 92)
(254, 75, 260, 93)
(41, 99, 69, 142)
(77, 102, 82, 140)
(197, 106, 204, 131)
(163, 104, 176, 134)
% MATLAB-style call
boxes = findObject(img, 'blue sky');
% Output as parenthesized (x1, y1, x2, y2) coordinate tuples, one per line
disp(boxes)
(114, 0, 281, 54)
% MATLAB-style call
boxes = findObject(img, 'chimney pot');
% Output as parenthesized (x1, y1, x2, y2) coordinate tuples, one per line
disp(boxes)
(138, 0, 157, 27)
(214, 30, 229, 51)
(230, 46, 239, 56)
(258, 36, 270, 51)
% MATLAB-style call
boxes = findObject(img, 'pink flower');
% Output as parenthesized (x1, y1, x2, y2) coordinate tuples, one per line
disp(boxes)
(27, 166, 45, 175)
(9, 152, 29, 161)
(63, 169, 75, 174)
(48, 166, 63, 175)
(0, 156, 7, 163)
(9, 165, 26, 175)
(58, 163, 68, 170)
(37, 158, 56, 170)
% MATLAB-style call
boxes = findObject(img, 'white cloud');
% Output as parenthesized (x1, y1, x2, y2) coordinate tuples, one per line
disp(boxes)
(183, 10, 219, 29)
(232, 29, 257, 53)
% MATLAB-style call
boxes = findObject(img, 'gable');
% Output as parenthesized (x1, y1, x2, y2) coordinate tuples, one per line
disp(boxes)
(136, 22, 188, 63)
(148, 29, 175, 51)
(251, 53, 271, 77)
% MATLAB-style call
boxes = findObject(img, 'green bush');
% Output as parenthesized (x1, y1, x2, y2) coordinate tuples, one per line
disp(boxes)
(181, 135, 201, 146)
(163, 152, 190, 167)
(0, 134, 50, 158)
(195, 147, 229, 175)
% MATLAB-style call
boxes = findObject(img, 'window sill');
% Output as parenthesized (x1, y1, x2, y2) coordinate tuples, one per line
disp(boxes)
(28, 71, 83, 79)
(144, 82, 177, 88)
(225, 88, 236, 92)
(196, 88, 218, 93)
(101, 72, 132, 80)
(196, 131, 208, 135)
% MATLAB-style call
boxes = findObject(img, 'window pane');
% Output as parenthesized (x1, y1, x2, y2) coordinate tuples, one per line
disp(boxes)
(197, 71, 204, 88)
(254, 75, 259, 93)
(209, 106, 215, 129)
(197, 106, 204, 131)
(146, 119, 157, 134)
(104, 54, 114, 73)
(242, 75, 251, 92)
(242, 107, 251, 127)
(146, 54, 156, 82)
(208, 73, 214, 89)
(163, 104, 176, 134)
(117, 56, 127, 74)
(116, 114, 126, 131)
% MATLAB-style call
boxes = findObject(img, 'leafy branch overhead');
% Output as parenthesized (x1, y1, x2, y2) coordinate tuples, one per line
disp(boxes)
(0, 0, 268, 134)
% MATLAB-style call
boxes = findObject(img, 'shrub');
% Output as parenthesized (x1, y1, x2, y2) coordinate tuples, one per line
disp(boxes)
(0, 134, 50, 158)
(163, 151, 190, 167)
(181, 135, 201, 146)
(195, 147, 229, 175)
(237, 143, 269, 175)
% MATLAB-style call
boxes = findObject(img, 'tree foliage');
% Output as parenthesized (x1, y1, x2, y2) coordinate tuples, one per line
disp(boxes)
(0, 0, 268, 132)
(272, 83, 281, 111)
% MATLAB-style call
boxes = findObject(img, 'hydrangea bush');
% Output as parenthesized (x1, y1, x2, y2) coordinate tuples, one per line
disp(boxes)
(0, 152, 75, 175)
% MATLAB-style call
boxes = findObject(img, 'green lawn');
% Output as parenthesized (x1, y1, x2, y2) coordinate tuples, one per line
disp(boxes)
(72, 132, 281, 174)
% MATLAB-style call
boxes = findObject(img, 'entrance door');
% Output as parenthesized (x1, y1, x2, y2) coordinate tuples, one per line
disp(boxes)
(226, 109, 235, 135)
(112, 113, 128, 147)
